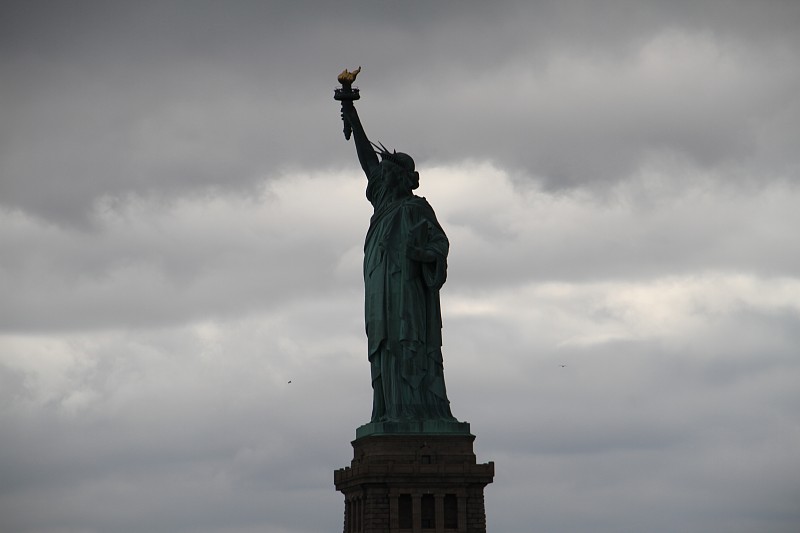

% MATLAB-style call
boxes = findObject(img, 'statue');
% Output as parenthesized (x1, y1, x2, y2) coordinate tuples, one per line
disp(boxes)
(335, 68, 459, 427)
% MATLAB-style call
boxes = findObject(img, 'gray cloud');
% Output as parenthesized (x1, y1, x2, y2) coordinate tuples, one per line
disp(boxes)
(2, 0, 798, 225)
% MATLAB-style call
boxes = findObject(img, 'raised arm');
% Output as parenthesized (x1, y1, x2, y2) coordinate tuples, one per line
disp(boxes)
(342, 103, 379, 177)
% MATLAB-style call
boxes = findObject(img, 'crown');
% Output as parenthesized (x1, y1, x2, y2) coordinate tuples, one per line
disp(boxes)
(370, 141, 415, 172)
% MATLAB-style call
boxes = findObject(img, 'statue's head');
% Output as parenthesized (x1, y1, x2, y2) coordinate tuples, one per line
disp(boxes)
(373, 142, 420, 192)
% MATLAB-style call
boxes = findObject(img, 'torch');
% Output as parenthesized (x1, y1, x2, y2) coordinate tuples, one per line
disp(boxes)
(334, 67, 361, 140)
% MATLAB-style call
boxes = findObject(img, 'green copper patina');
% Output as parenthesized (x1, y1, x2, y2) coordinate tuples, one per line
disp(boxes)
(336, 68, 469, 436)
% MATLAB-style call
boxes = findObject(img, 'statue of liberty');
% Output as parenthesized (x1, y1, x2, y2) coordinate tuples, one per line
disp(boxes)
(336, 68, 458, 426)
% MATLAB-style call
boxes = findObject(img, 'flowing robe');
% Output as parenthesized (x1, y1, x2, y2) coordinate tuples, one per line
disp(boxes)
(364, 162, 454, 421)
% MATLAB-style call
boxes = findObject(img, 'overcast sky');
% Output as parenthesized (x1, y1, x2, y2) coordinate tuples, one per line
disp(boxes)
(2, 1, 799, 532)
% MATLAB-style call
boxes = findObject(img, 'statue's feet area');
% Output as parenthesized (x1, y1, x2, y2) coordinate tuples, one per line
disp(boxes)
(356, 419, 471, 438)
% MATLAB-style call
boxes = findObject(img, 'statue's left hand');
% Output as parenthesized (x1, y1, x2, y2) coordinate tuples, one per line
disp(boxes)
(406, 244, 435, 262)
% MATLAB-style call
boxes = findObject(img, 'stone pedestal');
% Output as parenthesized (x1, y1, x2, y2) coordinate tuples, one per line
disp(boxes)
(334, 432, 494, 533)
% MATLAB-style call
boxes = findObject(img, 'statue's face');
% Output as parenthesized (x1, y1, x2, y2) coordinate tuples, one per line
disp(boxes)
(382, 161, 402, 186)
(382, 156, 420, 194)
(408, 171, 420, 190)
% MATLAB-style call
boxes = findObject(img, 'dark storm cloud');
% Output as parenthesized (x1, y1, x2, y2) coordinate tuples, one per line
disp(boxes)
(2, 0, 798, 224)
